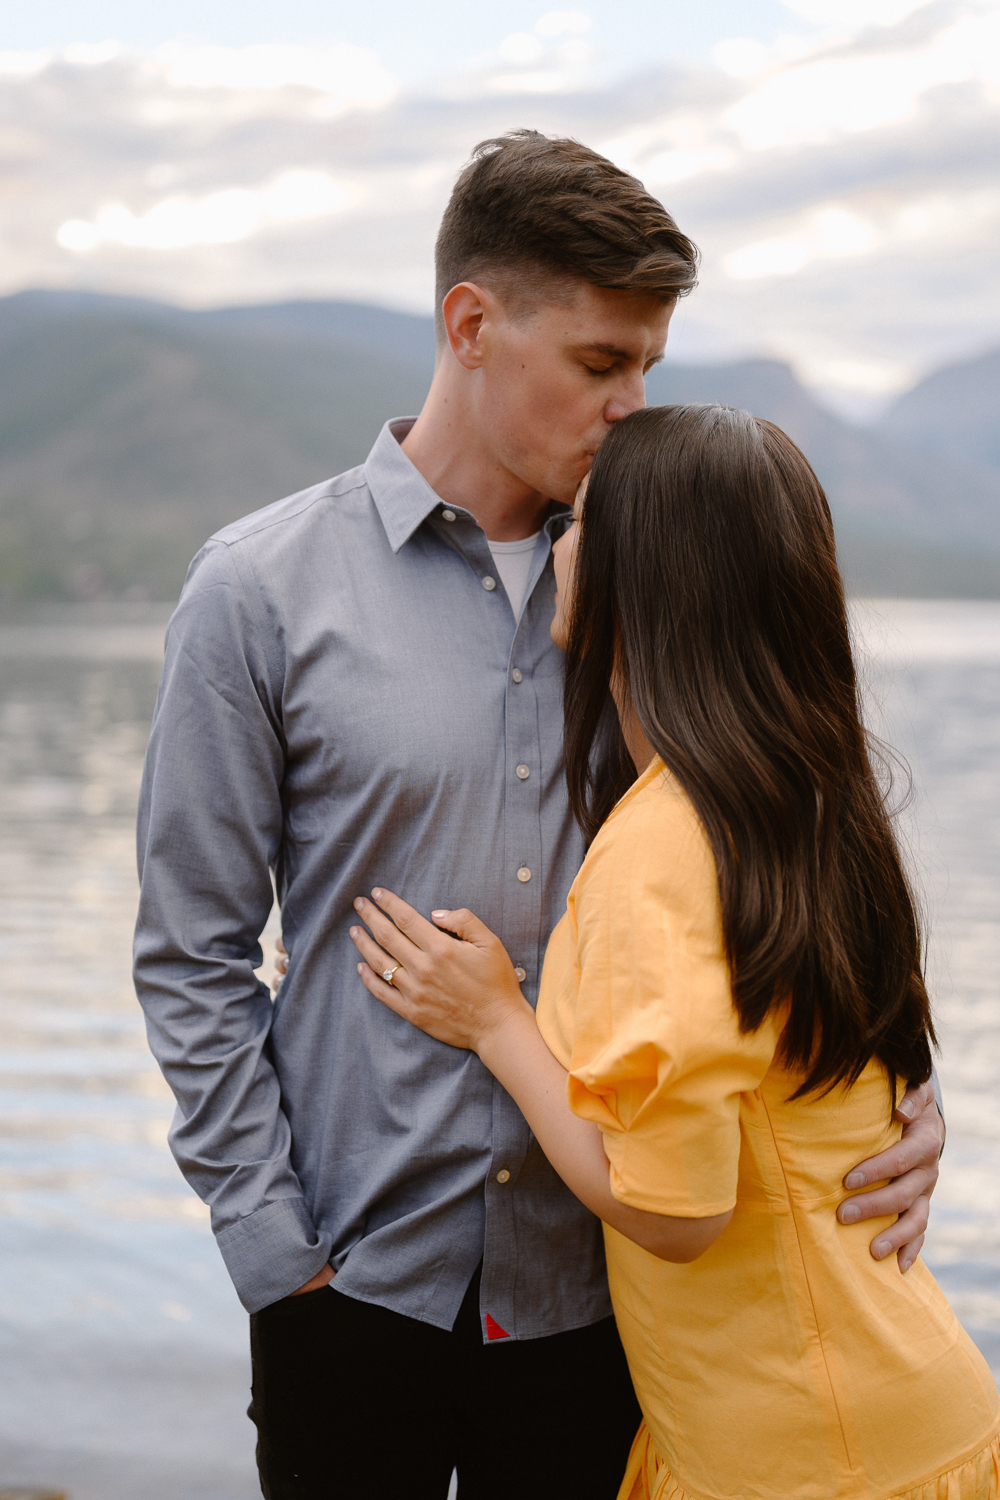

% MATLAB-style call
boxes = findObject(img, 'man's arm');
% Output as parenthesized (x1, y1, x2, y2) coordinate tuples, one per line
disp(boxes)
(838, 1077, 944, 1272)
(134, 542, 332, 1312)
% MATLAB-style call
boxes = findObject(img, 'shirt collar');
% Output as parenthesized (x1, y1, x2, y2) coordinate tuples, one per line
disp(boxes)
(365, 418, 448, 554)
(364, 416, 573, 554)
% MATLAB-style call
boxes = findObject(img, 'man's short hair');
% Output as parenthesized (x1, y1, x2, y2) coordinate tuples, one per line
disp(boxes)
(434, 129, 699, 341)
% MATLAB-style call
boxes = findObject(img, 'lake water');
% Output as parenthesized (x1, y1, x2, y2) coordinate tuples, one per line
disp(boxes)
(0, 599, 998, 1499)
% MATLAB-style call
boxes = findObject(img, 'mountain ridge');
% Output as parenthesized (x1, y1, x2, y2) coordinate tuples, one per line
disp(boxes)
(883, 345, 1000, 473)
(1, 289, 997, 604)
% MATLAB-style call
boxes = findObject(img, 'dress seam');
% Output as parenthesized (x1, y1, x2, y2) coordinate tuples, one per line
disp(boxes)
(758, 1092, 859, 1485)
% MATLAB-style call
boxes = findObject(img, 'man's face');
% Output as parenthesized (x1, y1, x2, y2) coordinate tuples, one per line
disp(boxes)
(472, 280, 673, 505)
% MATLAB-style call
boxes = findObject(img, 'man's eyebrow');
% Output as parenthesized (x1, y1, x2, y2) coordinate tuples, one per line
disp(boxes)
(576, 341, 634, 360)
(576, 341, 665, 365)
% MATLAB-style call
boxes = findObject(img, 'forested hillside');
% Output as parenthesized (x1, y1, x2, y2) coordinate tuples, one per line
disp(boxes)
(2, 289, 998, 603)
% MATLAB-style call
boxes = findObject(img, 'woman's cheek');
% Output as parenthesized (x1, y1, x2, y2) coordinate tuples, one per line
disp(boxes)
(550, 597, 568, 650)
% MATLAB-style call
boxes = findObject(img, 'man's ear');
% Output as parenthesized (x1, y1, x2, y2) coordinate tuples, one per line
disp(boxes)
(441, 282, 491, 370)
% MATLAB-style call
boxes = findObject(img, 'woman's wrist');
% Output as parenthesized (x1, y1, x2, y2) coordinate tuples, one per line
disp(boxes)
(475, 999, 537, 1076)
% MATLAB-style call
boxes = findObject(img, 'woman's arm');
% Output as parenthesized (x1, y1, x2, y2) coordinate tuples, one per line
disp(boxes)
(478, 1005, 732, 1261)
(349, 890, 731, 1263)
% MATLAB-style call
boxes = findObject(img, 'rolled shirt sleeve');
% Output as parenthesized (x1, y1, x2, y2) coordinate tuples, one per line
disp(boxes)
(539, 764, 782, 1219)
(134, 540, 332, 1311)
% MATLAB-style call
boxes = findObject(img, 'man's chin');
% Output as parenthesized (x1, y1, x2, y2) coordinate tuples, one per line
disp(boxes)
(549, 475, 585, 506)
(525, 462, 587, 506)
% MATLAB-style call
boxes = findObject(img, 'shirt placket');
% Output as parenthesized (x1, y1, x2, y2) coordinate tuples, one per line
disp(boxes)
(478, 565, 549, 1344)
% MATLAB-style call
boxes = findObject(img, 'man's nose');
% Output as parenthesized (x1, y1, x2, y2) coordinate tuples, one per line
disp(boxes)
(603, 370, 648, 424)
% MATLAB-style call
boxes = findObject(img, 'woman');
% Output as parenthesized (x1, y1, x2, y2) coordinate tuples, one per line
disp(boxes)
(347, 405, 1000, 1499)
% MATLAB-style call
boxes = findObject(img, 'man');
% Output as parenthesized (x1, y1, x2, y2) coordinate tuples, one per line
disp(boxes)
(134, 131, 943, 1500)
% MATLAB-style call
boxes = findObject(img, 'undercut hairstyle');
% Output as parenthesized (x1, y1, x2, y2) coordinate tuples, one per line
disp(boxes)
(434, 129, 699, 341)
(563, 404, 935, 1101)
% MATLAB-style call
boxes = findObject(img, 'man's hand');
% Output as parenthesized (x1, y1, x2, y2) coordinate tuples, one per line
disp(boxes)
(289, 1263, 335, 1296)
(271, 936, 289, 995)
(837, 1079, 944, 1273)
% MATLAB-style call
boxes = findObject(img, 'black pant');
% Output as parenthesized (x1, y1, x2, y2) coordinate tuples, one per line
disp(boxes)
(249, 1265, 642, 1499)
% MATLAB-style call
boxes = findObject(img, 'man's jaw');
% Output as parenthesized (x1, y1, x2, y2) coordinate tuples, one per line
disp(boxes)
(511, 450, 593, 507)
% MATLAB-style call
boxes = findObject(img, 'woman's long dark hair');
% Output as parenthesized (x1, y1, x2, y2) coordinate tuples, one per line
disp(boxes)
(563, 404, 934, 1098)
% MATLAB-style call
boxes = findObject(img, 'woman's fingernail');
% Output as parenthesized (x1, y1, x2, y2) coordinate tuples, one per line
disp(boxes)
(898, 1099, 916, 1119)
(902, 1259, 913, 1272)
(372, 888, 383, 900)
(349, 927, 358, 938)
(841, 1202, 861, 1223)
(844, 1171, 866, 1189)
(874, 1238, 892, 1259)
(431, 910, 448, 919)
(354, 898, 364, 911)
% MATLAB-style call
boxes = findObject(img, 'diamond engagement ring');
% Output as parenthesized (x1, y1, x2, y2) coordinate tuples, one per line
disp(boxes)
(382, 965, 401, 985)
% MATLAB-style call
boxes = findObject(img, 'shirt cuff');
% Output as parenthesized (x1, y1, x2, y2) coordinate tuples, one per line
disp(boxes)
(930, 1063, 945, 1153)
(215, 1197, 334, 1313)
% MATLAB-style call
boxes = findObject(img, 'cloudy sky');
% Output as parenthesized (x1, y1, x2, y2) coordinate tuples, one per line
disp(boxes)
(2, 0, 999, 412)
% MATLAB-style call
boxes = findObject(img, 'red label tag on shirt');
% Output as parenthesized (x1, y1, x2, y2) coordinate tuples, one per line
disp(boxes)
(484, 1313, 509, 1340)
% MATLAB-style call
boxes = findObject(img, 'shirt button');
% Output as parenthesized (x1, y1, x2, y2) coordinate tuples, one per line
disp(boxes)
(441, 508, 457, 522)
(516, 866, 531, 883)
(482, 576, 497, 591)
(514, 966, 527, 982)
(496, 1169, 511, 1184)
(515, 764, 530, 780)
(511, 668, 523, 683)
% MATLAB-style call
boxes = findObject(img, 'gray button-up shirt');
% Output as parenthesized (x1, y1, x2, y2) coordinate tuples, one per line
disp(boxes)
(134, 418, 611, 1335)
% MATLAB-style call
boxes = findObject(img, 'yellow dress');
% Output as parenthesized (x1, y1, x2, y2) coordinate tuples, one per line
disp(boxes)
(536, 757, 1000, 1500)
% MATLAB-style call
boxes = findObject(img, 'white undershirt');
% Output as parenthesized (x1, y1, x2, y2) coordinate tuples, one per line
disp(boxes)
(486, 532, 541, 619)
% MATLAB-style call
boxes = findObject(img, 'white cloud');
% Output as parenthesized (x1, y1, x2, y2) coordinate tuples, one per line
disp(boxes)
(712, 38, 771, 79)
(2, 3, 1000, 400)
(644, 148, 734, 186)
(726, 8, 1000, 149)
(780, 0, 929, 25)
(478, 21, 596, 94)
(600, 112, 737, 181)
(497, 33, 545, 67)
(535, 10, 592, 36)
(57, 172, 352, 254)
(0, 50, 51, 75)
(488, 69, 574, 94)
(62, 42, 123, 66)
(727, 206, 877, 278)
(558, 39, 595, 66)
(159, 42, 397, 108)
(724, 187, 1000, 295)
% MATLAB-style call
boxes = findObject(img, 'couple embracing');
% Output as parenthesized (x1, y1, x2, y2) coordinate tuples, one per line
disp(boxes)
(134, 131, 999, 1499)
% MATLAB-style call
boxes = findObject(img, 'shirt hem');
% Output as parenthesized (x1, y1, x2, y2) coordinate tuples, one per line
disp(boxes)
(332, 1280, 615, 1342)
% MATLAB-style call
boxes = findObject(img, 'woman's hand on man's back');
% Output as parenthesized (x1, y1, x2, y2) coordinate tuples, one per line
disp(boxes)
(838, 1078, 943, 1272)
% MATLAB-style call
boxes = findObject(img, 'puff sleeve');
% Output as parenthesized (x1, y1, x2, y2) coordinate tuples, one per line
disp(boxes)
(538, 766, 781, 1218)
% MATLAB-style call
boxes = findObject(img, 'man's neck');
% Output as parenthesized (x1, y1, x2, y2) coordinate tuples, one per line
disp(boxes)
(400, 370, 552, 543)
